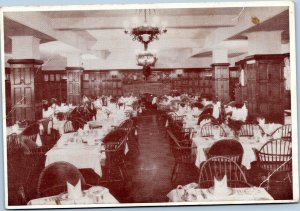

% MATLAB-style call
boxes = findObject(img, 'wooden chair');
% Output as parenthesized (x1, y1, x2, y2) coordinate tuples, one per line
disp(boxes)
(199, 156, 251, 189)
(63, 120, 76, 134)
(118, 119, 138, 153)
(167, 130, 196, 183)
(205, 139, 244, 166)
(271, 124, 292, 141)
(200, 122, 227, 138)
(100, 136, 128, 183)
(252, 139, 292, 189)
(238, 123, 265, 137)
(37, 161, 90, 197)
(197, 114, 217, 125)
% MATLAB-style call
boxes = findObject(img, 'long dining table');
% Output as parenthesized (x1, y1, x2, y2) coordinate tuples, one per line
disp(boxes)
(45, 104, 132, 177)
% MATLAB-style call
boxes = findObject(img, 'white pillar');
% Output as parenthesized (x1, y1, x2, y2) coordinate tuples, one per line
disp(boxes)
(212, 48, 228, 64)
(10, 36, 41, 60)
(246, 31, 282, 55)
(66, 52, 82, 67)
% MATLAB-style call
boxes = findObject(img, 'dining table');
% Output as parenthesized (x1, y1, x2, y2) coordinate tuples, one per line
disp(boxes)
(45, 107, 130, 177)
(27, 186, 119, 205)
(43, 104, 75, 118)
(167, 183, 273, 202)
(192, 134, 272, 170)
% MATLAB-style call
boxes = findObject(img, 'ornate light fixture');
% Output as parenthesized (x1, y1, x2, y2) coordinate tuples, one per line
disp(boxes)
(125, 9, 166, 79)
(124, 9, 167, 50)
(136, 50, 158, 67)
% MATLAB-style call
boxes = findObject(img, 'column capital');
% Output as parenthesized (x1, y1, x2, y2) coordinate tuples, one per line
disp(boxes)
(65, 66, 84, 71)
(7, 59, 43, 65)
(211, 63, 230, 67)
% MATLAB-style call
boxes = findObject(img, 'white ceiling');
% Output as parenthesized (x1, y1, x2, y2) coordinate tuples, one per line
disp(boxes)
(3, 6, 289, 70)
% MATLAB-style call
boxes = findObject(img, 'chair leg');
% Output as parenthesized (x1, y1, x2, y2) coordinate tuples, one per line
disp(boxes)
(171, 163, 179, 183)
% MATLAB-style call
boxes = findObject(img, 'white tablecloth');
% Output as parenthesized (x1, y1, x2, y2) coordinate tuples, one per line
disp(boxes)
(167, 185, 273, 202)
(192, 135, 271, 169)
(46, 126, 129, 177)
(45, 130, 105, 177)
(6, 124, 25, 136)
(43, 105, 75, 118)
(28, 188, 119, 205)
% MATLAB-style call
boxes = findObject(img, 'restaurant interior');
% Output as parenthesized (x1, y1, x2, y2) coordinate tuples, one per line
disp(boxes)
(3, 5, 294, 206)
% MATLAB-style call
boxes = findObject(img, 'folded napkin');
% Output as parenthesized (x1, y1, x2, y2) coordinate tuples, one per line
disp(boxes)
(84, 124, 89, 131)
(39, 123, 44, 135)
(213, 175, 231, 195)
(67, 180, 82, 200)
(36, 134, 42, 147)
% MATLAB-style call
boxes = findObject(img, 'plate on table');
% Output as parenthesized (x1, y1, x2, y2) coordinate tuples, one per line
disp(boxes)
(88, 186, 107, 195)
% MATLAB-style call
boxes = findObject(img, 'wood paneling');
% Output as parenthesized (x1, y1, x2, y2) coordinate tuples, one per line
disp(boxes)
(7, 59, 43, 124)
(234, 54, 286, 123)
(66, 69, 82, 105)
(42, 71, 67, 104)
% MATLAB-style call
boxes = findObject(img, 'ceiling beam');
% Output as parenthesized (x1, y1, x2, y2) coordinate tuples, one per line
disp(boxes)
(4, 12, 89, 52)
(50, 15, 238, 30)
(201, 7, 288, 51)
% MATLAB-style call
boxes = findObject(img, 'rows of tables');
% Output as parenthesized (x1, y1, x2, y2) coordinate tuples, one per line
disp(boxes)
(7, 95, 290, 205)
(164, 102, 289, 202)
(7, 97, 137, 205)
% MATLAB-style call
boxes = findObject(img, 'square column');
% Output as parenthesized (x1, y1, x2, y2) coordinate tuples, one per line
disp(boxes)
(7, 59, 44, 123)
(211, 63, 230, 103)
(66, 67, 83, 105)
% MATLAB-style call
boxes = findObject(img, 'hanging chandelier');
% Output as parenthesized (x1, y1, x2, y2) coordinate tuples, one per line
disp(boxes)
(124, 9, 167, 50)
(136, 50, 158, 67)
(125, 9, 166, 79)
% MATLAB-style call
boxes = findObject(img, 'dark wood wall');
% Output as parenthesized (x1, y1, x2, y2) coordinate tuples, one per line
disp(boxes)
(235, 54, 287, 123)
(42, 71, 67, 104)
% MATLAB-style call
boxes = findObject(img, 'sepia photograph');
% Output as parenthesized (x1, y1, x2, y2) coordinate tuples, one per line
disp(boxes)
(0, 1, 298, 209)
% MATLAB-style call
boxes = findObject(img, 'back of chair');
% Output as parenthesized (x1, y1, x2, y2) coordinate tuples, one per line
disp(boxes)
(271, 124, 292, 141)
(101, 136, 127, 166)
(63, 120, 76, 134)
(38, 118, 53, 135)
(199, 156, 251, 189)
(201, 123, 226, 137)
(37, 161, 87, 197)
(239, 123, 264, 137)
(167, 130, 195, 164)
(22, 123, 39, 136)
(102, 128, 128, 144)
(119, 119, 134, 132)
(7, 133, 22, 154)
(255, 139, 292, 172)
(206, 139, 243, 165)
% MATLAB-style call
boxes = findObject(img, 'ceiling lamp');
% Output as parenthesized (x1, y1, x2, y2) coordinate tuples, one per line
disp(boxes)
(136, 51, 158, 67)
(124, 9, 167, 50)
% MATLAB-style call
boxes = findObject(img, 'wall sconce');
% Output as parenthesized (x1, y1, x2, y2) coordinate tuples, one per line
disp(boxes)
(110, 70, 118, 79)
(175, 69, 184, 77)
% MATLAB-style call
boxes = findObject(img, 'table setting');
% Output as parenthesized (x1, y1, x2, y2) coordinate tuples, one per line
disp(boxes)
(167, 175, 273, 202)
(192, 128, 272, 169)
(28, 180, 119, 205)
